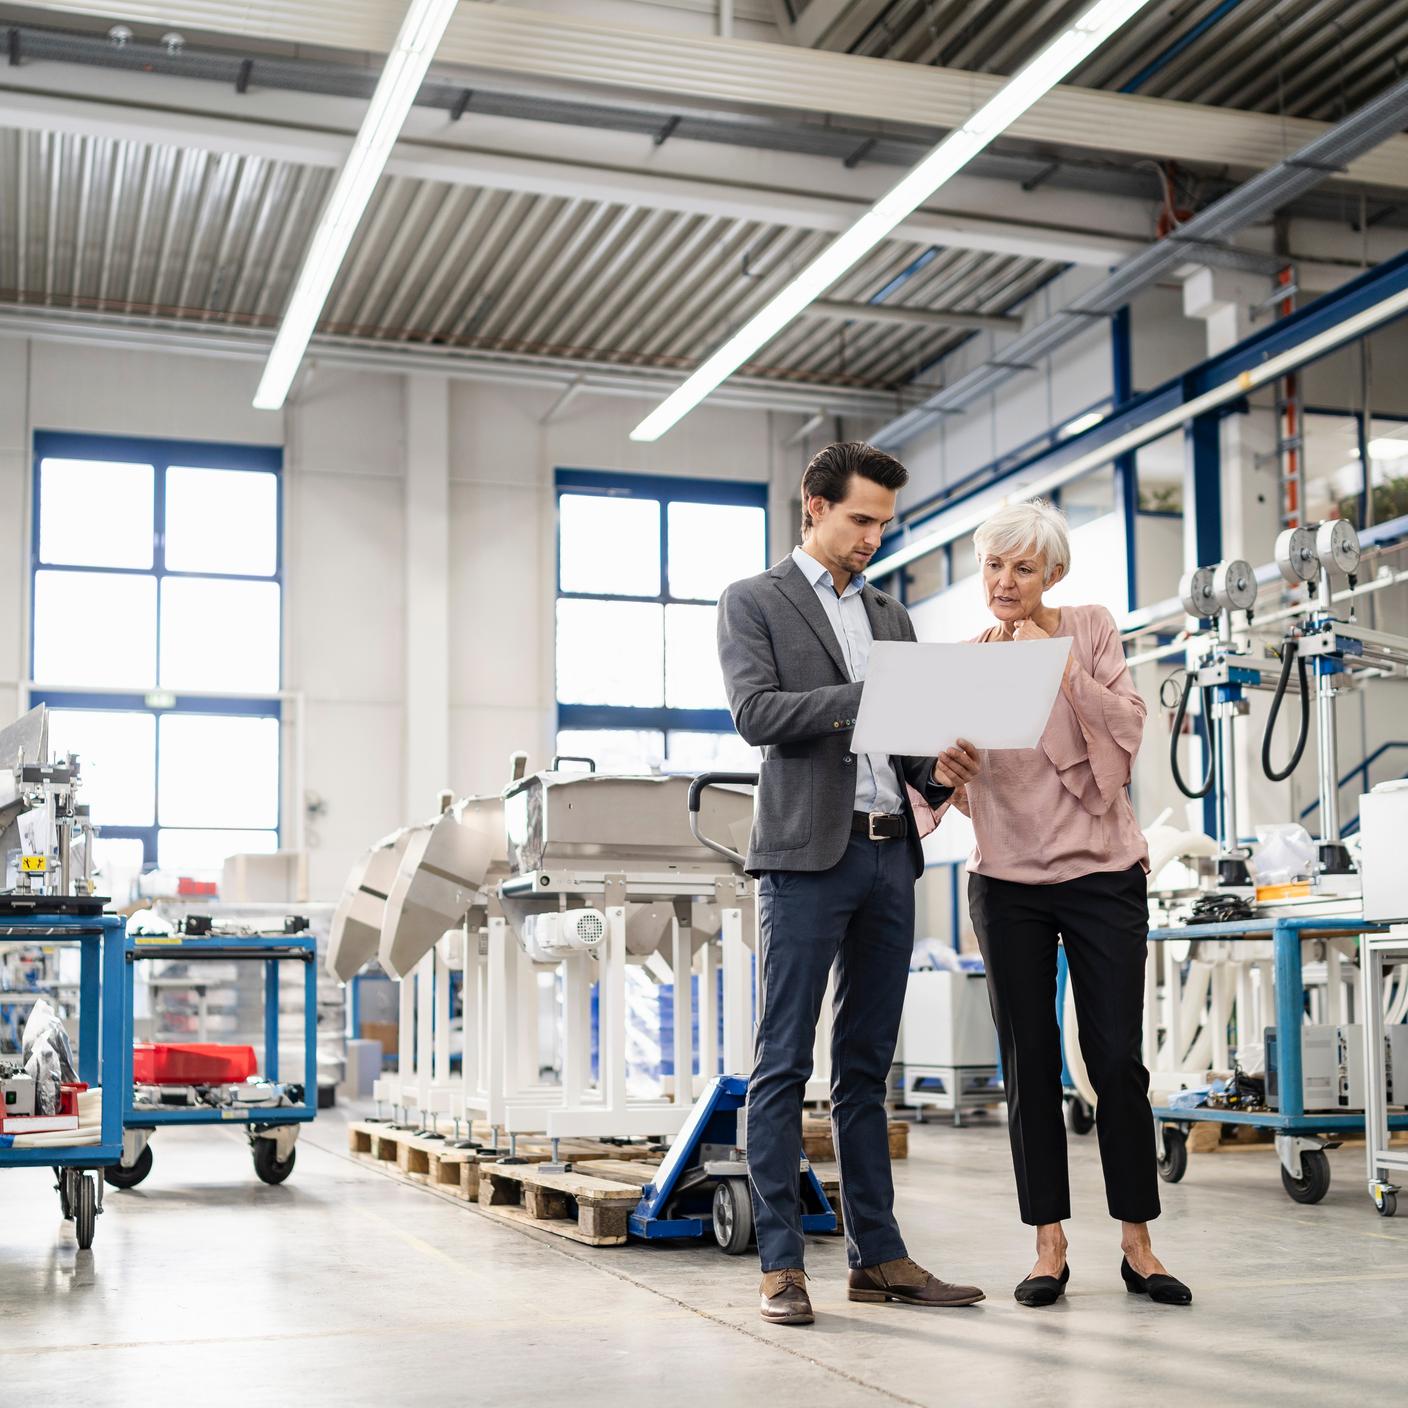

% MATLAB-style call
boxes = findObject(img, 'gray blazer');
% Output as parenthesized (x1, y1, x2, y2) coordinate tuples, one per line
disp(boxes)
(717, 555, 949, 878)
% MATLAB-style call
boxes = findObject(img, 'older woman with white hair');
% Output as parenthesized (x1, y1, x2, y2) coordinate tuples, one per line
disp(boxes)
(930, 498, 1190, 1309)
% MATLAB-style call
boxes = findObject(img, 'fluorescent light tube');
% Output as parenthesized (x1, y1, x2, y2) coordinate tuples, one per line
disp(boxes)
(630, 0, 1157, 442)
(253, 0, 460, 411)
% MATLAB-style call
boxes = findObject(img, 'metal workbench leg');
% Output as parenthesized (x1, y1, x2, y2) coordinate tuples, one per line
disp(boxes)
(1362, 937, 1393, 1205)
(1273, 920, 1311, 1180)
(103, 920, 128, 1152)
(304, 948, 318, 1107)
(265, 959, 280, 1085)
(79, 933, 99, 1086)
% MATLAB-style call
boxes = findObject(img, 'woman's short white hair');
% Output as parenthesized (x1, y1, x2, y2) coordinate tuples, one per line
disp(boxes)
(973, 499, 1071, 584)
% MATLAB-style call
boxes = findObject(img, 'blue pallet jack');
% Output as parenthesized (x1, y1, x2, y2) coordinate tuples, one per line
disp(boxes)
(628, 1074, 837, 1253)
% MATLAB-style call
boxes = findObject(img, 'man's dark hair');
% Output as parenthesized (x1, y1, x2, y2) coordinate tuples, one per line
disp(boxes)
(800, 441, 908, 534)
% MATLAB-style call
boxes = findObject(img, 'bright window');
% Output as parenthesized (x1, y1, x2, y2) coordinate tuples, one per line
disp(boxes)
(165, 465, 278, 575)
(554, 470, 765, 775)
(30, 431, 282, 870)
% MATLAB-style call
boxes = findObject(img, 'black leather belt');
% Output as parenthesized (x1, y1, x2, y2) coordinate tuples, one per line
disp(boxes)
(852, 811, 907, 841)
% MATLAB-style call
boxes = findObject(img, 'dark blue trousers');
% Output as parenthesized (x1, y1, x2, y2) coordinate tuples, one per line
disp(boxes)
(748, 831, 913, 1271)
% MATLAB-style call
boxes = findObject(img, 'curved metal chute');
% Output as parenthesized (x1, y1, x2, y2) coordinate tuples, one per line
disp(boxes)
(377, 798, 501, 979)
(326, 829, 413, 981)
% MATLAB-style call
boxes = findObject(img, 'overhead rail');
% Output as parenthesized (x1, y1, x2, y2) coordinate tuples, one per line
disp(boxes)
(869, 73, 1408, 452)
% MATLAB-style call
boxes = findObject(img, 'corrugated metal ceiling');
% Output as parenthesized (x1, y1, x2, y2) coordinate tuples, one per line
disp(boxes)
(802, 0, 1408, 123)
(0, 126, 1059, 392)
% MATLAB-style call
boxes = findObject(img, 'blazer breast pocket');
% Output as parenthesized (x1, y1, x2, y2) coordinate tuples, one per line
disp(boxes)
(756, 756, 813, 851)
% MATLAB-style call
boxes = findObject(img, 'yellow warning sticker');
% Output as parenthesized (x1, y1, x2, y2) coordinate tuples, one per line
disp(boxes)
(20, 855, 46, 873)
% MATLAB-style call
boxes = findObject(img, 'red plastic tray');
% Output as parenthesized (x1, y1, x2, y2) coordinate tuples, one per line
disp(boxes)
(133, 1043, 257, 1085)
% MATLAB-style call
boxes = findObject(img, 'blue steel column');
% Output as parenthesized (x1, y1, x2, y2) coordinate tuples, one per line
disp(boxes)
(1185, 408, 1222, 837)
(1112, 306, 1139, 610)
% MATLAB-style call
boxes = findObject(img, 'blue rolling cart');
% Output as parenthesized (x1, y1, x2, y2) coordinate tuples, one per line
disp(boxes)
(0, 911, 129, 1250)
(114, 931, 318, 1188)
(1148, 915, 1401, 1205)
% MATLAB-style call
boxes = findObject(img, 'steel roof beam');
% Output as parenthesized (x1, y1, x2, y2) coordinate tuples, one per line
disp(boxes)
(809, 298, 1021, 333)
(0, 87, 1142, 266)
(21, 1, 1408, 190)
(0, 304, 920, 418)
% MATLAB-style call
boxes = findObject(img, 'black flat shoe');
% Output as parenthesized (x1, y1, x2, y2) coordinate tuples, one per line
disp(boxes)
(1120, 1256, 1192, 1305)
(1014, 1262, 1070, 1307)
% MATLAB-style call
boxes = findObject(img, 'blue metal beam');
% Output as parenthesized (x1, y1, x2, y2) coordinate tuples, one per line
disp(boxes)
(1111, 305, 1139, 611)
(1119, 0, 1247, 94)
(892, 249, 1408, 542)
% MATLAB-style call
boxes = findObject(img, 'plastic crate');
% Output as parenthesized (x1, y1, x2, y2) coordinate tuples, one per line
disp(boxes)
(133, 1043, 257, 1085)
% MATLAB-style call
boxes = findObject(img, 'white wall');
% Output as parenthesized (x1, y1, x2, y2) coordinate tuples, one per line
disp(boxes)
(3, 337, 783, 899)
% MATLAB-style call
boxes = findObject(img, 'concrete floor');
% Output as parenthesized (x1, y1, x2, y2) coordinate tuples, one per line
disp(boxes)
(3, 1112, 1406, 1407)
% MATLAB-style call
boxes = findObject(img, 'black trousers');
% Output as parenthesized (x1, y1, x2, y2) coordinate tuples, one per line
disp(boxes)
(749, 831, 913, 1271)
(968, 863, 1160, 1227)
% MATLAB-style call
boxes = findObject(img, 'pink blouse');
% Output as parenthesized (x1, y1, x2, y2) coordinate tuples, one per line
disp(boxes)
(933, 603, 1149, 885)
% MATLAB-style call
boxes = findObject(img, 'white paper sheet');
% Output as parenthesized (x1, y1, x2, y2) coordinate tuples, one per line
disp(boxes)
(850, 638, 1074, 756)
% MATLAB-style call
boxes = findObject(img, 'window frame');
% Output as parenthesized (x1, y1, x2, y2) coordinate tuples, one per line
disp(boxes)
(554, 467, 767, 754)
(29, 430, 284, 867)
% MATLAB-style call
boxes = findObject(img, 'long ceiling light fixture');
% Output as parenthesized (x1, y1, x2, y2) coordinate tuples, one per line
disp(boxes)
(253, 0, 461, 411)
(629, 0, 1157, 442)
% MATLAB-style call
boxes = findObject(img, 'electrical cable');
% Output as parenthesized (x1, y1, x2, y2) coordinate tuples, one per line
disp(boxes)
(1169, 669, 1215, 799)
(1261, 640, 1311, 781)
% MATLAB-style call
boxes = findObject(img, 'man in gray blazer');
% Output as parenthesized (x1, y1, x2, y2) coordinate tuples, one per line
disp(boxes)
(717, 441, 983, 1326)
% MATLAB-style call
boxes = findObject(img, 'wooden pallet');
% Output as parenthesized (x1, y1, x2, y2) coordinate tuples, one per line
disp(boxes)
(478, 1162, 641, 1246)
(347, 1123, 847, 1244)
(802, 1116, 908, 1162)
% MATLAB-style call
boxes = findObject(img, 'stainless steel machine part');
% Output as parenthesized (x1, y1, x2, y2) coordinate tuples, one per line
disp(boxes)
(503, 771, 752, 885)
(378, 795, 504, 978)
(0, 706, 49, 844)
(327, 829, 415, 981)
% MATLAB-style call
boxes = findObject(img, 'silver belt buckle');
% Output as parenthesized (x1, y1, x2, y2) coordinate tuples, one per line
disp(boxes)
(867, 812, 886, 841)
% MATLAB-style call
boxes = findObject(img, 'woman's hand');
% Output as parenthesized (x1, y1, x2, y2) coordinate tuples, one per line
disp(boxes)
(932, 738, 981, 789)
(950, 783, 971, 817)
(1012, 617, 1050, 642)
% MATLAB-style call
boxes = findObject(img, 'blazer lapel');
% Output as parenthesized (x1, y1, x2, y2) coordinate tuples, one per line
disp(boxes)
(862, 585, 898, 641)
(773, 559, 850, 680)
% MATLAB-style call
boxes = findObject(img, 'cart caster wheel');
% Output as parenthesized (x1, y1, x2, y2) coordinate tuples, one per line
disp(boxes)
(105, 1144, 153, 1190)
(1065, 1096, 1096, 1136)
(1375, 1190, 1398, 1219)
(1281, 1149, 1331, 1205)
(252, 1139, 296, 1185)
(712, 1177, 753, 1256)
(1157, 1128, 1188, 1184)
(74, 1173, 97, 1250)
(54, 1167, 72, 1220)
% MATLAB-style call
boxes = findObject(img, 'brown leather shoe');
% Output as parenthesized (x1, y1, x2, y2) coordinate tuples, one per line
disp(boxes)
(760, 1267, 814, 1325)
(848, 1257, 985, 1307)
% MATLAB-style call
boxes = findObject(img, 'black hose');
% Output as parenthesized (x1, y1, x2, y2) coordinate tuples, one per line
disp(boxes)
(1169, 669, 1216, 799)
(1261, 640, 1311, 782)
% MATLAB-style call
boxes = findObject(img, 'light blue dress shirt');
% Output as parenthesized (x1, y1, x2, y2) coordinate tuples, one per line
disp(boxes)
(790, 545, 904, 816)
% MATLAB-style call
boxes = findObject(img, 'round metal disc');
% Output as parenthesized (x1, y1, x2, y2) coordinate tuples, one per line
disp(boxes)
(1179, 565, 1216, 619)
(1316, 518, 1361, 574)
(1275, 525, 1319, 583)
(1212, 559, 1257, 612)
